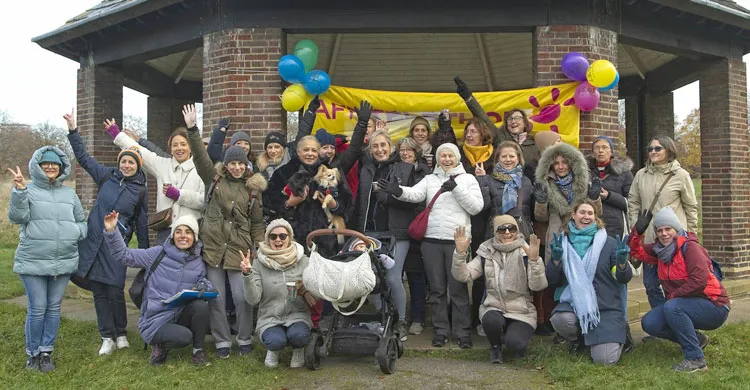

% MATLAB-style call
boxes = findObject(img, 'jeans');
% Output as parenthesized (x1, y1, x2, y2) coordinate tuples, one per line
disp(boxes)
(20, 274, 70, 357)
(371, 240, 409, 321)
(206, 267, 254, 348)
(641, 297, 729, 360)
(90, 280, 128, 339)
(151, 300, 210, 350)
(481, 311, 534, 357)
(261, 322, 311, 351)
(406, 270, 427, 324)
(643, 263, 666, 308)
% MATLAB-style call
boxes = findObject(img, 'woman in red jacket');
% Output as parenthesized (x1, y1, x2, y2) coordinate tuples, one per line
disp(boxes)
(629, 206, 729, 373)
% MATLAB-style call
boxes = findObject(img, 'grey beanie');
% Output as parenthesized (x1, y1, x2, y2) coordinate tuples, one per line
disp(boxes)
(229, 131, 252, 147)
(223, 145, 250, 166)
(653, 207, 684, 232)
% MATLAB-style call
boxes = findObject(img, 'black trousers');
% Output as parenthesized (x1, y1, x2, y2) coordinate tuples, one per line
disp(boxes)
(151, 300, 210, 350)
(481, 311, 535, 357)
(91, 280, 128, 339)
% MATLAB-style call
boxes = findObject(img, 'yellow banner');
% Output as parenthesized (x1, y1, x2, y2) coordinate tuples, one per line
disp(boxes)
(311, 82, 581, 147)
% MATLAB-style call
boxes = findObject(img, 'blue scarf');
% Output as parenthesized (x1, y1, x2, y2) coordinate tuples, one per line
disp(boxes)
(559, 223, 608, 334)
(493, 164, 523, 214)
(555, 173, 574, 204)
(568, 221, 598, 259)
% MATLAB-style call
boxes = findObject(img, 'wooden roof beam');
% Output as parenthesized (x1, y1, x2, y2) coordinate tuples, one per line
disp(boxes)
(620, 44, 648, 79)
(172, 48, 198, 84)
(327, 33, 342, 78)
(475, 33, 494, 92)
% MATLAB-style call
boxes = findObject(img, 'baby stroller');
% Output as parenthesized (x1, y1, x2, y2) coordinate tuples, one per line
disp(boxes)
(304, 229, 404, 374)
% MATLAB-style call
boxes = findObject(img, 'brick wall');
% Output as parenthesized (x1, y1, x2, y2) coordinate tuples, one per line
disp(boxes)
(202, 28, 285, 157)
(533, 25, 620, 151)
(700, 58, 750, 278)
(643, 91, 675, 153)
(76, 66, 123, 213)
(624, 96, 641, 169)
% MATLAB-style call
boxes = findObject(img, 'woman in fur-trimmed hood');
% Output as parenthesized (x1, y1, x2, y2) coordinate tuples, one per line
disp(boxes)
(534, 142, 602, 261)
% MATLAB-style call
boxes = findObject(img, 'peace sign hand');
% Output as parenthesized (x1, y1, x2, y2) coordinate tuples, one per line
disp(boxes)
(475, 162, 486, 176)
(6, 166, 26, 190)
(549, 232, 564, 261)
(240, 249, 254, 275)
(615, 234, 630, 266)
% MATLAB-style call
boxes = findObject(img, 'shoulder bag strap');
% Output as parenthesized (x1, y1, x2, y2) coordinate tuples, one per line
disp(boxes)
(144, 249, 167, 284)
(426, 189, 443, 209)
(647, 172, 676, 213)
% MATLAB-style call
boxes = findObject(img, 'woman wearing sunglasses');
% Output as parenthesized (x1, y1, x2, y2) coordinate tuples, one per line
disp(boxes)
(627, 136, 699, 310)
(452, 216, 547, 364)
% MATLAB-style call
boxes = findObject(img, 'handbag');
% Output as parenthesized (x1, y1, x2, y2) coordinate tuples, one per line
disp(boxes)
(148, 170, 194, 231)
(302, 244, 376, 316)
(128, 249, 166, 309)
(408, 189, 443, 241)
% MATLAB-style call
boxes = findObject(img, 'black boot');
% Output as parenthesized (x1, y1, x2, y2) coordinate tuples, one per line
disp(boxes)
(623, 324, 634, 353)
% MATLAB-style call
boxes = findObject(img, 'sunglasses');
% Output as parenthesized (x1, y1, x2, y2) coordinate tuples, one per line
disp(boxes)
(268, 233, 289, 241)
(647, 146, 664, 153)
(496, 224, 518, 233)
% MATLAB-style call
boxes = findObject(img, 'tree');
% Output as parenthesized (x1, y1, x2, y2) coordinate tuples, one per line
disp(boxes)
(0, 109, 11, 125)
(123, 114, 147, 139)
(32, 121, 74, 162)
(674, 108, 700, 177)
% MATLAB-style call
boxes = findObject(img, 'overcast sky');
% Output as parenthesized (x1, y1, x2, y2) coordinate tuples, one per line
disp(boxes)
(1, 0, 749, 127)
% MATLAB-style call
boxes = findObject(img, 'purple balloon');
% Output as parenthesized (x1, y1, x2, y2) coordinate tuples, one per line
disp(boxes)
(574, 82, 600, 112)
(561, 52, 590, 82)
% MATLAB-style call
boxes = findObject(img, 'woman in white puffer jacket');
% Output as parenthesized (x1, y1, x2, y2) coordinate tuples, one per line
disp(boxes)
(380, 142, 483, 348)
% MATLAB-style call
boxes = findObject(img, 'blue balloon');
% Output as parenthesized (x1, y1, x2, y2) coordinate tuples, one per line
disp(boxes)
(302, 70, 331, 95)
(278, 55, 305, 84)
(598, 72, 620, 92)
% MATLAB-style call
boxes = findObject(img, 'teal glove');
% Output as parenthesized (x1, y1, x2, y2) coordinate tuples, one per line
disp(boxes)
(550, 232, 564, 261)
(615, 234, 630, 266)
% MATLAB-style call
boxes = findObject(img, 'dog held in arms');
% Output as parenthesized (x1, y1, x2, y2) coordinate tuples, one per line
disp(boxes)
(312, 165, 346, 243)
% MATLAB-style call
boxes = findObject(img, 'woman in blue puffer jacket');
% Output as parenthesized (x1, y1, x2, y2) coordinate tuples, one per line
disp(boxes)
(8, 145, 87, 373)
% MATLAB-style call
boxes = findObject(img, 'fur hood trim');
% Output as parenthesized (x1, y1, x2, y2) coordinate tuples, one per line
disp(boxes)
(535, 143, 590, 216)
(587, 156, 634, 176)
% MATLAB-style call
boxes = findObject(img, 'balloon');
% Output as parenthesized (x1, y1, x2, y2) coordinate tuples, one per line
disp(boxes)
(586, 59, 618, 88)
(302, 70, 331, 95)
(281, 84, 308, 112)
(294, 39, 319, 73)
(561, 52, 590, 82)
(598, 72, 620, 92)
(278, 55, 305, 84)
(574, 82, 600, 112)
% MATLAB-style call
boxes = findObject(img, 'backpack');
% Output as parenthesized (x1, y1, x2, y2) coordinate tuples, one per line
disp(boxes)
(100, 170, 148, 244)
(680, 243, 723, 282)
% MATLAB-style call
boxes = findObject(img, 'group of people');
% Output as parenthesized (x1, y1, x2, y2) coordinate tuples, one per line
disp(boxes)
(8, 78, 728, 374)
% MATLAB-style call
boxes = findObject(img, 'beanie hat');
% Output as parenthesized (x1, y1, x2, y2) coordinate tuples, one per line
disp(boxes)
(409, 116, 432, 135)
(653, 206, 684, 232)
(534, 131, 561, 152)
(435, 142, 461, 161)
(170, 214, 200, 240)
(493, 215, 519, 231)
(223, 145, 250, 166)
(229, 131, 252, 148)
(343, 236, 382, 252)
(118, 147, 143, 171)
(315, 128, 336, 147)
(39, 150, 63, 167)
(265, 218, 294, 243)
(592, 135, 615, 153)
(264, 131, 287, 149)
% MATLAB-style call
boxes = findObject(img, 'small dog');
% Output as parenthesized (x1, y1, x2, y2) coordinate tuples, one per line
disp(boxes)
(312, 165, 346, 243)
(283, 170, 312, 198)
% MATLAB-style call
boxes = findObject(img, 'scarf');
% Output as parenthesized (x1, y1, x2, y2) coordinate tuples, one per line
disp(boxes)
(488, 237, 528, 296)
(554, 173, 575, 204)
(493, 164, 523, 214)
(462, 143, 493, 168)
(595, 160, 611, 179)
(559, 227, 608, 334)
(568, 221, 598, 258)
(652, 230, 687, 264)
(511, 132, 528, 145)
(418, 141, 432, 156)
(257, 241, 299, 270)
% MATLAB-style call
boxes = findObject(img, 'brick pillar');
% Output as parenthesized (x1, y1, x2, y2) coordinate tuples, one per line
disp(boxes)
(533, 26, 619, 150)
(700, 58, 750, 278)
(76, 66, 123, 212)
(624, 96, 641, 170)
(642, 90, 674, 153)
(202, 28, 285, 155)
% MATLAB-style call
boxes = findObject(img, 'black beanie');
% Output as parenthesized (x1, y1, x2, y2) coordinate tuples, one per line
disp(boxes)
(264, 131, 287, 149)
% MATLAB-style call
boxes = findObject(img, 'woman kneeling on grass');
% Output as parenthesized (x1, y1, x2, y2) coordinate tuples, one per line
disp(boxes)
(104, 212, 213, 366)
(242, 219, 315, 368)
(629, 206, 729, 373)
(546, 200, 632, 365)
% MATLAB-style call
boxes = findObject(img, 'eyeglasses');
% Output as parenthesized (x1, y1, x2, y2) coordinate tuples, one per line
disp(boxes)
(508, 116, 524, 122)
(647, 146, 664, 153)
(268, 233, 289, 241)
(496, 224, 518, 234)
(592, 145, 610, 151)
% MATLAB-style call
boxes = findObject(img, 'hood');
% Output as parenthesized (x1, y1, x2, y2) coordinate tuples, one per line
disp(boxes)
(162, 237, 204, 261)
(433, 163, 467, 177)
(215, 162, 268, 192)
(646, 159, 682, 174)
(535, 143, 590, 215)
(587, 155, 634, 176)
(29, 145, 71, 187)
(342, 236, 383, 252)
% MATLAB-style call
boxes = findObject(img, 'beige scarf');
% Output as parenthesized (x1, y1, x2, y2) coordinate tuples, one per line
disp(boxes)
(258, 242, 299, 270)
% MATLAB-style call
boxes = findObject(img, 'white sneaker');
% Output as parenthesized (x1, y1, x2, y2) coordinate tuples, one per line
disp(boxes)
(290, 348, 305, 368)
(477, 324, 486, 337)
(264, 350, 279, 368)
(99, 338, 116, 356)
(409, 322, 424, 335)
(116, 336, 130, 349)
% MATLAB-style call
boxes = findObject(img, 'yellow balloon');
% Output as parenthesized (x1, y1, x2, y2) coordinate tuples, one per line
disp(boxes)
(281, 84, 308, 112)
(586, 60, 617, 88)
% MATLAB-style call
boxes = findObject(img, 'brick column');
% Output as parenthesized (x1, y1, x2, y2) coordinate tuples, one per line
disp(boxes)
(76, 66, 123, 212)
(202, 28, 285, 155)
(624, 96, 641, 170)
(642, 90, 674, 153)
(700, 58, 750, 278)
(533, 26, 619, 150)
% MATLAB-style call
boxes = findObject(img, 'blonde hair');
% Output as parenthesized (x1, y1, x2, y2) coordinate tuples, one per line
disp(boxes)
(367, 129, 392, 157)
(296, 135, 320, 152)
(495, 141, 525, 167)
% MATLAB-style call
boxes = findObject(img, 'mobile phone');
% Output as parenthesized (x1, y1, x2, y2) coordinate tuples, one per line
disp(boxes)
(372, 181, 379, 191)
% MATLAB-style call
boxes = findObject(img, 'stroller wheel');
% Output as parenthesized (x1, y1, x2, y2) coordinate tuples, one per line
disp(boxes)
(305, 330, 324, 370)
(396, 338, 404, 358)
(375, 336, 398, 374)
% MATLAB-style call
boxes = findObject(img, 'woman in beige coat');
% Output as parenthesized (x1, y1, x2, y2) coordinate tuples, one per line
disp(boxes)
(452, 215, 547, 364)
(627, 136, 699, 309)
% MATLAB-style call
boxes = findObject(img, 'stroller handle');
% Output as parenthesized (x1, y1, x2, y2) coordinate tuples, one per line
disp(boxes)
(306, 228, 372, 249)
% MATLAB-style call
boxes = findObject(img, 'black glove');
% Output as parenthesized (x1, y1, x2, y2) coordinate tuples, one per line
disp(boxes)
(634, 210, 653, 235)
(377, 178, 402, 197)
(533, 181, 548, 204)
(440, 177, 457, 192)
(588, 177, 602, 200)
(438, 110, 452, 132)
(354, 100, 372, 125)
(308, 95, 321, 113)
(218, 118, 230, 132)
(454, 76, 472, 100)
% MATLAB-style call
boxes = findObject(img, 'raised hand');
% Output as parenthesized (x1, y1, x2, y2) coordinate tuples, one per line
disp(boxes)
(533, 181, 548, 204)
(354, 100, 372, 124)
(240, 249, 253, 275)
(104, 210, 120, 232)
(454, 76, 472, 100)
(377, 178, 402, 197)
(218, 117, 230, 132)
(615, 234, 630, 266)
(123, 129, 140, 142)
(63, 108, 76, 131)
(634, 210, 653, 235)
(103, 118, 120, 139)
(182, 104, 197, 128)
(307, 95, 321, 114)
(523, 234, 541, 261)
(6, 166, 26, 190)
(474, 162, 486, 177)
(438, 109, 451, 131)
(454, 226, 471, 254)
(550, 232, 565, 261)
(588, 177, 602, 200)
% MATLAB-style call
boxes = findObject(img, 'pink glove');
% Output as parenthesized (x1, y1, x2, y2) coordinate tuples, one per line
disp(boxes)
(165, 186, 181, 200)
(106, 123, 121, 139)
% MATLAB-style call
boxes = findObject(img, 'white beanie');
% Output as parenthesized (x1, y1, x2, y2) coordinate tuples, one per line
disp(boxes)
(435, 143, 461, 161)
(265, 218, 294, 243)
(170, 214, 200, 239)
(653, 207, 684, 232)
